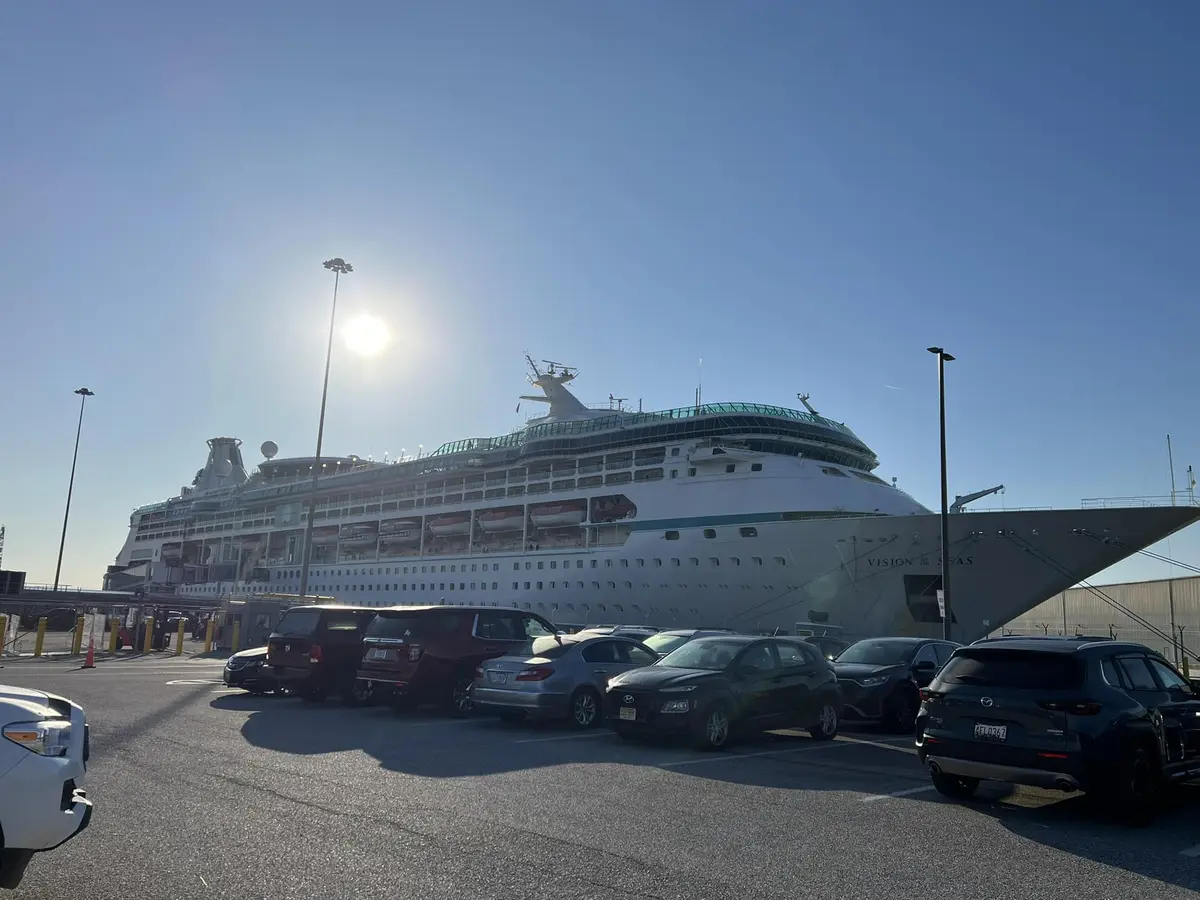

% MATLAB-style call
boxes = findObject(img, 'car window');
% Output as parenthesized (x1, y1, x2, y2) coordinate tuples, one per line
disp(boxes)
(513, 615, 556, 639)
(618, 643, 659, 666)
(938, 650, 1085, 689)
(643, 633, 690, 656)
(836, 640, 919, 666)
(1147, 658, 1194, 693)
(475, 613, 520, 641)
(775, 641, 812, 668)
(913, 644, 939, 667)
(932, 643, 957, 666)
(323, 612, 373, 632)
(1115, 657, 1158, 691)
(581, 640, 620, 663)
(273, 608, 321, 636)
(739, 642, 777, 673)
(1100, 657, 1125, 689)
(657, 640, 744, 671)
(367, 612, 459, 639)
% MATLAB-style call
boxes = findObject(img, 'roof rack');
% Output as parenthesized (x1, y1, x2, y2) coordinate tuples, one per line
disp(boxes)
(973, 634, 1114, 645)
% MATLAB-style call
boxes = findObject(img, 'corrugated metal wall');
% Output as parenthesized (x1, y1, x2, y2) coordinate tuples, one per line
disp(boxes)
(990, 575, 1200, 664)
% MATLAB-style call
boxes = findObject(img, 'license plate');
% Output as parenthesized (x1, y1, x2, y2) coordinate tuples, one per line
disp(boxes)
(974, 723, 1007, 741)
(619, 707, 637, 721)
(486, 671, 508, 685)
(370, 648, 390, 661)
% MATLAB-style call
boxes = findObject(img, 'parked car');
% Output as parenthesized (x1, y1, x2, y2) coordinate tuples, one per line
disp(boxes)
(640, 628, 739, 658)
(803, 635, 850, 661)
(357, 606, 558, 715)
(0, 685, 93, 890)
(474, 633, 660, 728)
(266, 605, 379, 704)
(222, 646, 284, 695)
(832, 637, 960, 732)
(575, 625, 661, 642)
(604, 635, 843, 750)
(916, 636, 1200, 824)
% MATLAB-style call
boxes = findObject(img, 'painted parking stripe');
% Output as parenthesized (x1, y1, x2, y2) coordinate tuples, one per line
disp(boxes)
(165, 679, 225, 685)
(512, 732, 613, 744)
(860, 785, 938, 802)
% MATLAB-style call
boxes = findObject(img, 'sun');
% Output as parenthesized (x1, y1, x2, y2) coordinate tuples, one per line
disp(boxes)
(340, 313, 390, 357)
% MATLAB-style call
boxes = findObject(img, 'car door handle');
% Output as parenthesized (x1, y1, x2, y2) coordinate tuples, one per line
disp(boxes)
(592, 669, 608, 675)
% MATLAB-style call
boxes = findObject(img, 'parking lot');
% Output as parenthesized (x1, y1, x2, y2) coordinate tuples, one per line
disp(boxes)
(3, 653, 1199, 899)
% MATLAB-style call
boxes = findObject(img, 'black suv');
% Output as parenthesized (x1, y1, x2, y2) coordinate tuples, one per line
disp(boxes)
(916, 636, 1200, 823)
(266, 605, 380, 704)
(833, 637, 960, 732)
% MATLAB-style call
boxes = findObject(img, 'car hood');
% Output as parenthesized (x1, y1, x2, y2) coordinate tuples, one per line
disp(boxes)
(231, 646, 269, 661)
(608, 666, 719, 690)
(0, 684, 60, 724)
(831, 662, 905, 680)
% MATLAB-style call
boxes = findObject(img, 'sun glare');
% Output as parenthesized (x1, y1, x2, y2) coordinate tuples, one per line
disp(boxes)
(340, 313, 390, 357)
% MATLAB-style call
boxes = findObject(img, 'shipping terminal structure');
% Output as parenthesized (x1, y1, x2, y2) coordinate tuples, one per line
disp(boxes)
(104, 357, 1200, 641)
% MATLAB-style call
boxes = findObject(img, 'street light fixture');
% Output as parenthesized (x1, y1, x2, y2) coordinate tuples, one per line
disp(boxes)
(927, 347, 955, 640)
(52, 388, 96, 593)
(298, 258, 353, 598)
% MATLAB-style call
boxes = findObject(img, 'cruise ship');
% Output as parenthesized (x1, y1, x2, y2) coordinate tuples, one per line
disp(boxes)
(104, 357, 1200, 641)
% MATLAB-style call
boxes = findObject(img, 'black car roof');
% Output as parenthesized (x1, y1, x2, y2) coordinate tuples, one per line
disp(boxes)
(285, 604, 377, 613)
(848, 636, 946, 646)
(375, 605, 544, 615)
(967, 636, 1143, 655)
(690, 634, 774, 646)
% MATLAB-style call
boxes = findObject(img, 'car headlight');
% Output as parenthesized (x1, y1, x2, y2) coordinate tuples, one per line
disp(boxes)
(660, 685, 696, 693)
(856, 675, 890, 688)
(3, 720, 72, 757)
(660, 700, 690, 713)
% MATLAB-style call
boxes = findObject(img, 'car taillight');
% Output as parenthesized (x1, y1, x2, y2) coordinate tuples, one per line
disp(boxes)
(408, 644, 422, 661)
(1037, 700, 1102, 716)
(515, 666, 553, 681)
(309, 644, 323, 664)
(919, 688, 942, 702)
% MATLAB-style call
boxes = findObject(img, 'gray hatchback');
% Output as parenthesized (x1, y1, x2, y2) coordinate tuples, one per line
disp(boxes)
(474, 633, 659, 728)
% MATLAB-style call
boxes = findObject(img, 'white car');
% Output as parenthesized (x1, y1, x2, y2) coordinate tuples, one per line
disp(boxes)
(0, 686, 93, 890)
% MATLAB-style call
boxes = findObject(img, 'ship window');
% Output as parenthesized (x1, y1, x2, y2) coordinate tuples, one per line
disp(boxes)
(751, 463, 763, 472)
(593, 581, 600, 589)
(665, 530, 680, 540)
(537, 582, 543, 590)
(550, 561, 557, 569)
(710, 558, 720, 567)
(703, 529, 716, 539)
(725, 464, 735, 473)
(752, 556, 763, 566)
(607, 581, 616, 590)
(739, 527, 758, 538)
(621, 559, 629, 568)
(492, 582, 498, 589)
(688, 468, 697, 476)
(623, 581, 632, 590)
(471, 564, 477, 572)
(525, 562, 531, 570)
(670, 470, 678, 478)
(440, 583, 445, 590)
(538, 562, 544, 570)
(605, 559, 613, 568)
(460, 583, 464, 591)
(514, 563, 519, 570)
(440, 565, 446, 573)
(576, 560, 583, 568)
(494, 564, 500, 571)
(775, 557, 787, 566)
(524, 582, 530, 589)
(820, 467, 849, 478)
(672, 558, 680, 566)
(513, 582, 519, 590)
(690, 557, 699, 566)
(449, 583, 455, 591)
(470, 582, 476, 589)
(731, 557, 741, 566)
(653, 558, 662, 567)
(671, 448, 680, 456)
(450, 565, 456, 573)
(591, 560, 597, 568)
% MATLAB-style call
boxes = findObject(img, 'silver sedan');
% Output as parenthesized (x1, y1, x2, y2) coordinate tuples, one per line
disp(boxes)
(474, 634, 659, 728)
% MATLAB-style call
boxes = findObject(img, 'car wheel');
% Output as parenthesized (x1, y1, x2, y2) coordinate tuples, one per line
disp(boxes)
(931, 770, 980, 799)
(568, 687, 601, 729)
(1113, 745, 1161, 826)
(343, 678, 374, 707)
(447, 674, 475, 717)
(0, 848, 35, 890)
(692, 702, 733, 751)
(808, 702, 839, 741)
(883, 688, 919, 733)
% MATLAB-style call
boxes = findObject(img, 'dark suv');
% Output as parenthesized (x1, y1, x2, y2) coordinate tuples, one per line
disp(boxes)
(833, 637, 960, 732)
(266, 605, 380, 703)
(916, 637, 1200, 823)
(356, 606, 558, 715)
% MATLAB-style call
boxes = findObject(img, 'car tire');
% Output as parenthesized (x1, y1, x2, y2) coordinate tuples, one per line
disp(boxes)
(1111, 745, 1162, 827)
(931, 770, 980, 799)
(446, 673, 476, 717)
(882, 688, 919, 733)
(808, 701, 840, 741)
(692, 702, 733, 751)
(343, 678, 375, 707)
(0, 848, 34, 891)
(568, 687, 601, 729)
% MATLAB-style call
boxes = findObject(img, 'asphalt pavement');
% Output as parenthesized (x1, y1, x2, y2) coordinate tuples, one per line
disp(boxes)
(1, 653, 1198, 900)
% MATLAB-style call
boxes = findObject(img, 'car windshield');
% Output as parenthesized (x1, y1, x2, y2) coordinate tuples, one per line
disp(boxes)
(835, 640, 918, 666)
(643, 633, 691, 656)
(272, 608, 321, 637)
(657, 640, 743, 671)
(366, 612, 459, 639)
(939, 650, 1085, 689)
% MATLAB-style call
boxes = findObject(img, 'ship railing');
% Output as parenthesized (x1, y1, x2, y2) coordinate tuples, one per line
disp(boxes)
(954, 506, 1055, 513)
(1081, 495, 1200, 510)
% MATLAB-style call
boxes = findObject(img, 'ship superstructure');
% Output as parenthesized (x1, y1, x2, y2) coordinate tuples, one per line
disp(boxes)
(105, 357, 1200, 641)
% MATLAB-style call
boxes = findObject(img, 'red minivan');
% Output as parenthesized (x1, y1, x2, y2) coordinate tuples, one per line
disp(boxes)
(357, 605, 558, 715)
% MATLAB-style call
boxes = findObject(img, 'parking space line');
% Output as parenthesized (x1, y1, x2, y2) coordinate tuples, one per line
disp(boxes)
(658, 740, 852, 768)
(1180, 844, 1200, 858)
(512, 732, 612, 744)
(859, 785, 937, 802)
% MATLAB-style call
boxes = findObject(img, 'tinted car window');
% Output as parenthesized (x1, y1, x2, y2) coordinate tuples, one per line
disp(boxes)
(1116, 657, 1158, 691)
(740, 643, 776, 673)
(1101, 657, 1125, 688)
(913, 644, 939, 667)
(1147, 658, 1194, 692)
(658, 640, 743, 671)
(643, 633, 690, 656)
(324, 612, 372, 632)
(475, 613, 521, 640)
(775, 641, 812, 668)
(367, 613, 459, 639)
(273, 608, 322, 636)
(932, 643, 957, 667)
(582, 641, 620, 663)
(938, 650, 1085, 689)
(837, 640, 918, 666)
(618, 643, 658, 666)
(514, 615, 556, 639)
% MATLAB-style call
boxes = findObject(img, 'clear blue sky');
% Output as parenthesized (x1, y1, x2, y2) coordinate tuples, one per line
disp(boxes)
(3, 1, 1199, 590)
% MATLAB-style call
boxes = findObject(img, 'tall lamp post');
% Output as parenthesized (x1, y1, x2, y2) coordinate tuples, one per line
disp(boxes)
(53, 388, 96, 593)
(298, 258, 353, 598)
(927, 347, 955, 639)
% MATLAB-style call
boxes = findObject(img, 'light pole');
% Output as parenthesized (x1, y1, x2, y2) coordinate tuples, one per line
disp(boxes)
(298, 258, 353, 598)
(53, 388, 96, 593)
(927, 347, 955, 640)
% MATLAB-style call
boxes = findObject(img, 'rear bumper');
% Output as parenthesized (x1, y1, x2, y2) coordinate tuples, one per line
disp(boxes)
(270, 665, 314, 686)
(924, 755, 1083, 792)
(473, 687, 569, 718)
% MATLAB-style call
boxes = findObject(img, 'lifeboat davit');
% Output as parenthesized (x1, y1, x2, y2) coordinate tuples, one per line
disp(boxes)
(529, 501, 587, 528)
(428, 514, 471, 536)
(476, 507, 525, 533)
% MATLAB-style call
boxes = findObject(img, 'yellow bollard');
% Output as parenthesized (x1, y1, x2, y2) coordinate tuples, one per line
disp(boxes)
(72, 616, 85, 655)
(204, 618, 215, 654)
(142, 616, 155, 653)
(34, 617, 48, 657)
(175, 618, 185, 656)
(109, 617, 120, 654)
(231, 619, 241, 654)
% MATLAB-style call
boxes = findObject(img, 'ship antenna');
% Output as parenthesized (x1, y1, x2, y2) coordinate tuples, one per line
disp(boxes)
(797, 393, 820, 416)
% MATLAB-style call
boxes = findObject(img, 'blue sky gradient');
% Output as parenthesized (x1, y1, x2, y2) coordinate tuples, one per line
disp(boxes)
(3, 1, 1199, 589)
